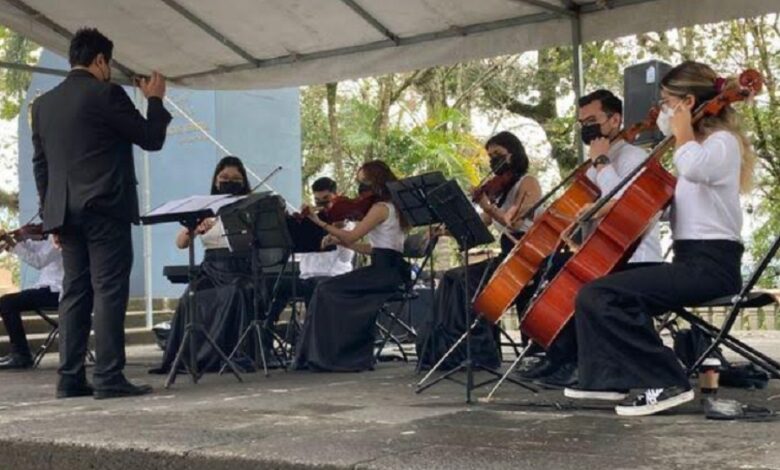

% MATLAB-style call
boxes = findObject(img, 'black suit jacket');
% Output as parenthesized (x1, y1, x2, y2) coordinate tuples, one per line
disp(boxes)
(32, 69, 172, 230)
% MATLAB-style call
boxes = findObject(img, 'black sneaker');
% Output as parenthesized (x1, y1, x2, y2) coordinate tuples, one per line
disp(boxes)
(615, 386, 694, 417)
(534, 362, 578, 389)
(517, 357, 558, 380)
(0, 353, 33, 370)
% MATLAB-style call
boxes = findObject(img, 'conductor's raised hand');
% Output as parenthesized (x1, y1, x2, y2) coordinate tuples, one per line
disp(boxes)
(137, 71, 166, 99)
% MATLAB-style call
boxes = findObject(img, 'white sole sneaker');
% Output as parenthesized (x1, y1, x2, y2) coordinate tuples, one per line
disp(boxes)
(564, 387, 629, 401)
(615, 389, 695, 417)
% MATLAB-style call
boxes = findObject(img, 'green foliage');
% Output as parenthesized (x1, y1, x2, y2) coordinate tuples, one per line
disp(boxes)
(0, 27, 37, 120)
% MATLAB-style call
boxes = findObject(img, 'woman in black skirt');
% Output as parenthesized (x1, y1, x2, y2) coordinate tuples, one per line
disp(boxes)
(294, 160, 409, 372)
(152, 156, 255, 374)
(416, 131, 541, 370)
(566, 61, 756, 416)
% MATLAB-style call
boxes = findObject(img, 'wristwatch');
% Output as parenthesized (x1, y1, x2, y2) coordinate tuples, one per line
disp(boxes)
(593, 154, 610, 168)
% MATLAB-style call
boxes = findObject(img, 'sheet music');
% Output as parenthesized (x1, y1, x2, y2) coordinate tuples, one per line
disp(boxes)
(145, 195, 245, 218)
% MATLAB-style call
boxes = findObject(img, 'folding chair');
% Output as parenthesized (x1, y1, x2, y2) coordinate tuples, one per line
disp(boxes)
(671, 233, 780, 378)
(32, 308, 96, 368)
(375, 233, 431, 362)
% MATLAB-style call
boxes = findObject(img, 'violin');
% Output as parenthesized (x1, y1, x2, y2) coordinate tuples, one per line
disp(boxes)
(298, 190, 380, 224)
(0, 223, 45, 252)
(471, 160, 516, 204)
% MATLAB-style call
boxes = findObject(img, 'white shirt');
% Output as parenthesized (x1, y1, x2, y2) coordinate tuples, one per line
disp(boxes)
(671, 131, 743, 241)
(13, 238, 63, 293)
(200, 218, 230, 250)
(586, 139, 663, 263)
(299, 246, 354, 279)
(367, 202, 405, 253)
(492, 175, 537, 233)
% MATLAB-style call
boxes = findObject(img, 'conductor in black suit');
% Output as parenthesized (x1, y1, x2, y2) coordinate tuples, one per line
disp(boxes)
(31, 28, 172, 399)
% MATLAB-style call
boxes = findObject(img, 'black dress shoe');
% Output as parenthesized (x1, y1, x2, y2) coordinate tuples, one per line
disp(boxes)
(534, 362, 578, 389)
(0, 353, 33, 370)
(94, 380, 153, 400)
(56, 382, 94, 399)
(517, 357, 558, 380)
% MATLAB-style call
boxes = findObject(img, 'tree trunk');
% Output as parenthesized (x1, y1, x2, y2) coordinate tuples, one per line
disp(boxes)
(326, 82, 345, 188)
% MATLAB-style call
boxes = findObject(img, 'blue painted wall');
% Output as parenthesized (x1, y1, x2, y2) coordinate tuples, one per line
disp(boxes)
(18, 51, 301, 298)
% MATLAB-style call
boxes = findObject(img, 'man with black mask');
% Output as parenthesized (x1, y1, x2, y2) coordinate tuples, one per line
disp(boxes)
(32, 28, 171, 399)
(523, 90, 663, 389)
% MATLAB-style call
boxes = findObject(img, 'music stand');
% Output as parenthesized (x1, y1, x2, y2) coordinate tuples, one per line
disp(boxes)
(141, 195, 244, 388)
(388, 172, 445, 371)
(219, 193, 292, 376)
(414, 180, 536, 402)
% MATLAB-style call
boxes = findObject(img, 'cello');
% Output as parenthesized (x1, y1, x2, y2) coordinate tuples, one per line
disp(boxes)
(473, 111, 659, 323)
(520, 69, 763, 349)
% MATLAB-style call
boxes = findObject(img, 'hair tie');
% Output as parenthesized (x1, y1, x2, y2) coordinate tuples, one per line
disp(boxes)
(714, 77, 727, 93)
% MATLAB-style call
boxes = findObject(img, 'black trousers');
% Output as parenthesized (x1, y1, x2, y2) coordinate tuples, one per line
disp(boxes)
(265, 275, 324, 325)
(58, 211, 133, 387)
(0, 287, 59, 356)
(575, 240, 743, 391)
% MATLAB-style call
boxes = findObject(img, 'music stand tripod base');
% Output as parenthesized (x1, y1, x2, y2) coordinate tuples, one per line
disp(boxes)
(164, 224, 243, 388)
(413, 180, 535, 402)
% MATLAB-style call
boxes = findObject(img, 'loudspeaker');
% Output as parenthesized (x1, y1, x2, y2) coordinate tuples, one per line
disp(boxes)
(623, 60, 672, 146)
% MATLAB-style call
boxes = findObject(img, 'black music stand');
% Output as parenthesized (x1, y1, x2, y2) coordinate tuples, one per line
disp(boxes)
(219, 193, 291, 376)
(414, 180, 536, 403)
(141, 195, 243, 388)
(388, 172, 445, 371)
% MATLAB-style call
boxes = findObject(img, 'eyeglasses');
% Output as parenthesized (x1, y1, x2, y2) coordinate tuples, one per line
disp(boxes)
(576, 111, 613, 127)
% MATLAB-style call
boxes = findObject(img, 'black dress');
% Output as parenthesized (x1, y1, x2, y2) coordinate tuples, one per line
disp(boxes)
(416, 234, 527, 370)
(294, 249, 409, 372)
(155, 249, 254, 373)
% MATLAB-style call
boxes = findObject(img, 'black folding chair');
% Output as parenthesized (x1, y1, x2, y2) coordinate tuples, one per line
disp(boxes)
(375, 233, 431, 362)
(670, 233, 780, 378)
(32, 308, 96, 368)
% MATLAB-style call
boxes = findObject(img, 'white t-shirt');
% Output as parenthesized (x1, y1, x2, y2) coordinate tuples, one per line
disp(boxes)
(671, 131, 743, 242)
(585, 139, 663, 263)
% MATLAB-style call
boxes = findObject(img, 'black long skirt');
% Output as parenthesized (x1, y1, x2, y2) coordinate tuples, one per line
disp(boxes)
(156, 249, 254, 373)
(416, 257, 503, 370)
(575, 240, 743, 390)
(293, 249, 408, 372)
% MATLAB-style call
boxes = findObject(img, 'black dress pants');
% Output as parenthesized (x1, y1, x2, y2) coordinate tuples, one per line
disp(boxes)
(0, 287, 59, 356)
(58, 211, 133, 387)
(575, 240, 743, 391)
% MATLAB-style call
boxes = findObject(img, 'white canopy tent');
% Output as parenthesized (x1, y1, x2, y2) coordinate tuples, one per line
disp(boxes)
(0, 0, 776, 90)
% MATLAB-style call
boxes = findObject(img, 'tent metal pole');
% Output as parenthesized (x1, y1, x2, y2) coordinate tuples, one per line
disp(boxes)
(339, 0, 400, 44)
(570, 7, 585, 162)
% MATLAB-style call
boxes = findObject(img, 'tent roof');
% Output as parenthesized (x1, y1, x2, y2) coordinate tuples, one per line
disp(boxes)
(0, 0, 776, 89)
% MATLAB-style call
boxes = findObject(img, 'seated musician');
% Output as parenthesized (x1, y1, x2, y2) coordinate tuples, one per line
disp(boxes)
(523, 90, 664, 388)
(294, 160, 408, 372)
(0, 231, 62, 370)
(263, 177, 354, 350)
(151, 156, 254, 374)
(416, 131, 542, 370)
(566, 62, 754, 416)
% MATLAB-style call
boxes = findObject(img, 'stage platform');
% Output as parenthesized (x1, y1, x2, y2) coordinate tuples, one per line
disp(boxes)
(1, 335, 779, 470)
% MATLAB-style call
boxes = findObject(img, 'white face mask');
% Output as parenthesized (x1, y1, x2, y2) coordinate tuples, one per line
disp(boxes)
(655, 105, 676, 136)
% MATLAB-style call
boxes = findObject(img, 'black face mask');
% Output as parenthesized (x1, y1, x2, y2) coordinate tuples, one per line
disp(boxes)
(489, 155, 510, 175)
(217, 180, 245, 195)
(357, 182, 373, 195)
(580, 123, 605, 145)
